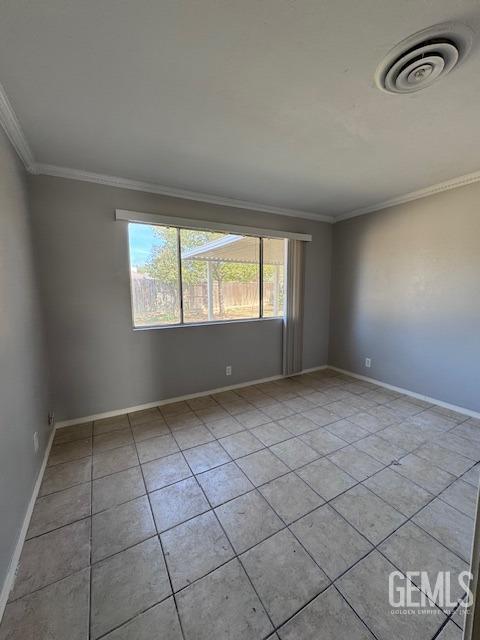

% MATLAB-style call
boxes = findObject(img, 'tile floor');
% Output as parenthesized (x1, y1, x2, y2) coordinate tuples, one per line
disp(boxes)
(1, 369, 479, 640)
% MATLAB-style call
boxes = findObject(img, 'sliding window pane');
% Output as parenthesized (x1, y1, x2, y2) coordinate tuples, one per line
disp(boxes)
(128, 223, 181, 326)
(181, 229, 260, 323)
(262, 238, 286, 317)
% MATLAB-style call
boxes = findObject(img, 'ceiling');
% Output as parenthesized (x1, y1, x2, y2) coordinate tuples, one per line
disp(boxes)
(0, 0, 479, 220)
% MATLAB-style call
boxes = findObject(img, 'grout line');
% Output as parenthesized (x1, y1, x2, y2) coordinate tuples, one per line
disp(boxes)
(88, 428, 93, 640)
(127, 415, 187, 640)
(173, 440, 278, 635)
(333, 584, 382, 640)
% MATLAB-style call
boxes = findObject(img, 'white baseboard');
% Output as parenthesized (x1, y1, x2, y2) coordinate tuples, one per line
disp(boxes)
(329, 366, 480, 420)
(56, 365, 328, 428)
(0, 425, 56, 621)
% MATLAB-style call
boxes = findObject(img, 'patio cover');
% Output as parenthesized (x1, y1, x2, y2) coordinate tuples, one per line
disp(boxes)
(181, 234, 284, 264)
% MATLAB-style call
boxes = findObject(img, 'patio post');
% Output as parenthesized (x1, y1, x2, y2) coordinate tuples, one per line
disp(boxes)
(207, 260, 214, 320)
(273, 264, 279, 316)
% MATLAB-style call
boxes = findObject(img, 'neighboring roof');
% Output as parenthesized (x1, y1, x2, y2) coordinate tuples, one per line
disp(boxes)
(181, 235, 284, 264)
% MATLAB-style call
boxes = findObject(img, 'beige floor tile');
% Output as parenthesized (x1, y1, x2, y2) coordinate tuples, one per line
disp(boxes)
(300, 407, 339, 427)
(354, 434, 407, 464)
(290, 504, 372, 580)
(9, 519, 90, 601)
(93, 427, 133, 453)
(337, 551, 445, 640)
(240, 529, 329, 626)
(196, 462, 253, 507)
(218, 430, 263, 458)
(128, 407, 163, 426)
(297, 457, 356, 500)
(260, 472, 324, 524)
(0, 569, 90, 640)
(413, 499, 474, 562)
(439, 479, 478, 518)
(277, 414, 319, 436)
(142, 452, 191, 492)
(300, 427, 347, 455)
(324, 418, 370, 443)
(94, 415, 129, 435)
(414, 443, 473, 476)
(136, 434, 179, 463)
(161, 511, 234, 590)
(183, 441, 231, 474)
(278, 586, 374, 640)
(348, 411, 398, 432)
(27, 483, 91, 538)
(92, 444, 138, 479)
(92, 466, 145, 513)
(250, 422, 292, 447)
(236, 409, 271, 429)
(393, 453, 456, 494)
(53, 423, 92, 445)
(236, 449, 289, 486)
(39, 457, 91, 496)
(131, 419, 170, 442)
(91, 537, 170, 639)
(363, 467, 433, 517)
(91, 495, 155, 562)
(440, 433, 480, 461)
(205, 416, 243, 438)
(270, 437, 319, 469)
(150, 476, 210, 532)
(436, 622, 463, 640)
(103, 598, 182, 640)
(176, 559, 272, 640)
(379, 521, 468, 609)
(215, 490, 284, 553)
(332, 485, 406, 545)
(173, 425, 214, 450)
(328, 446, 384, 481)
(48, 438, 92, 467)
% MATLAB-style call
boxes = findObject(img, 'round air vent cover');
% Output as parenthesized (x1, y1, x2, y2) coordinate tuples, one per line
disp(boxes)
(375, 22, 474, 94)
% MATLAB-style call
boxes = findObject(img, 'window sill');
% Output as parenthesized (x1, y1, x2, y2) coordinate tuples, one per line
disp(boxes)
(132, 316, 284, 331)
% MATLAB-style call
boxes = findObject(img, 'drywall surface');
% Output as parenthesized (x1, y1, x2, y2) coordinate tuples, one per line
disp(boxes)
(29, 175, 331, 420)
(0, 129, 51, 591)
(329, 182, 480, 412)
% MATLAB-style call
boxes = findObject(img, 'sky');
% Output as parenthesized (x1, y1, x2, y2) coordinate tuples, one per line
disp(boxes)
(128, 223, 162, 267)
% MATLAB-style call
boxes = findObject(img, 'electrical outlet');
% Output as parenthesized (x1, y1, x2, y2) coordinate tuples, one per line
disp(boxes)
(226, 365, 232, 376)
(365, 358, 372, 368)
(33, 432, 39, 454)
(48, 411, 55, 426)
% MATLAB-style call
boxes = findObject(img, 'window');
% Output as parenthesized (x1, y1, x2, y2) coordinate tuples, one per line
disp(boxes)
(128, 223, 286, 328)
(262, 238, 287, 318)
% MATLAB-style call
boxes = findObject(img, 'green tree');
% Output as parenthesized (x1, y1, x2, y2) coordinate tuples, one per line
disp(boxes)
(145, 228, 260, 316)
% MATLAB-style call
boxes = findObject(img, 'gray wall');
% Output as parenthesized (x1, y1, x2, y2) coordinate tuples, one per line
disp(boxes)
(329, 182, 480, 413)
(0, 130, 51, 590)
(29, 175, 331, 421)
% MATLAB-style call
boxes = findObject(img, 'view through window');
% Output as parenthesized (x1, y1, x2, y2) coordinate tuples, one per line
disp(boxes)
(128, 223, 286, 327)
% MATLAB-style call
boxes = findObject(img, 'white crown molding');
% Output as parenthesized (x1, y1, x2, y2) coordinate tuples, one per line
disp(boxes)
(2, 75, 478, 223)
(335, 169, 480, 222)
(0, 81, 36, 172)
(33, 163, 334, 223)
(34, 162, 480, 225)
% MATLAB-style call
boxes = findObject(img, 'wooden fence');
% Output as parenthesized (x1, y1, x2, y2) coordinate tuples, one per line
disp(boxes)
(132, 278, 278, 316)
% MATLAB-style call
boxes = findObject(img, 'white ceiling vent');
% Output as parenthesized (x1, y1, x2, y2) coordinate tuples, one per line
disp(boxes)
(375, 22, 474, 94)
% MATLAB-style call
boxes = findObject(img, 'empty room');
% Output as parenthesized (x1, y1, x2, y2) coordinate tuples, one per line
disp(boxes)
(1, 2, 480, 639)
